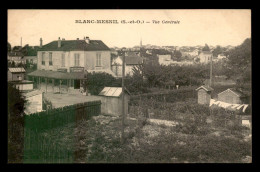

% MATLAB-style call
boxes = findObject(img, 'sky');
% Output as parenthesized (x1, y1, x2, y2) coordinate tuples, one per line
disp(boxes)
(8, 9, 251, 48)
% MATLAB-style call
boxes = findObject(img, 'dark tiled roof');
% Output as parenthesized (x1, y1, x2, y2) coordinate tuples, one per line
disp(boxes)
(196, 85, 214, 92)
(117, 55, 143, 65)
(38, 40, 110, 51)
(201, 51, 212, 55)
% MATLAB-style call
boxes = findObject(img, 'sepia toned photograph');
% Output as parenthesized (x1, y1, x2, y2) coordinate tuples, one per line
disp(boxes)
(7, 9, 251, 163)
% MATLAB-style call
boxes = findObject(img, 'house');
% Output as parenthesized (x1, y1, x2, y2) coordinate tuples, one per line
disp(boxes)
(8, 67, 34, 91)
(217, 54, 226, 60)
(195, 85, 214, 105)
(111, 54, 144, 77)
(217, 88, 248, 104)
(8, 67, 26, 81)
(198, 51, 213, 63)
(27, 37, 114, 93)
(23, 45, 40, 65)
(22, 90, 43, 114)
(158, 54, 172, 66)
(98, 87, 130, 116)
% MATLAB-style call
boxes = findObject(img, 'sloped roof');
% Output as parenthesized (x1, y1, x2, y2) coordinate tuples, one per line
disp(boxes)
(218, 88, 247, 97)
(27, 70, 86, 79)
(201, 51, 212, 55)
(196, 85, 214, 92)
(99, 87, 130, 97)
(8, 67, 26, 73)
(115, 55, 143, 65)
(38, 40, 110, 51)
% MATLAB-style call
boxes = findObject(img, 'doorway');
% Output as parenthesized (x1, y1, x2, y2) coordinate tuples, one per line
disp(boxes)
(74, 79, 80, 89)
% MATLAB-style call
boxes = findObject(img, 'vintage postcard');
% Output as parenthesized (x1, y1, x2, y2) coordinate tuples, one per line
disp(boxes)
(8, 9, 251, 163)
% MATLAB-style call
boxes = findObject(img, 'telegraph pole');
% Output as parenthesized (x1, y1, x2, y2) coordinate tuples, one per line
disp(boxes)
(209, 55, 213, 87)
(121, 48, 126, 143)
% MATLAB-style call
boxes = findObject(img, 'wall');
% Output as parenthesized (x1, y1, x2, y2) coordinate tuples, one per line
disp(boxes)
(199, 53, 212, 63)
(99, 95, 129, 116)
(37, 51, 111, 72)
(24, 93, 43, 114)
(85, 51, 111, 70)
(16, 83, 33, 91)
(198, 89, 210, 104)
(8, 72, 25, 81)
(218, 90, 241, 104)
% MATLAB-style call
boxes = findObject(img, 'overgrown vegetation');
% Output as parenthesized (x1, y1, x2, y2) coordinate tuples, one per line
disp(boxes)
(8, 83, 26, 163)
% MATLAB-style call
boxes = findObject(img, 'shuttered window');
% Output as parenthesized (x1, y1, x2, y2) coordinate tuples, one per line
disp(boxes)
(49, 52, 53, 66)
(41, 52, 45, 65)
(74, 54, 80, 66)
(61, 53, 65, 67)
(96, 53, 101, 66)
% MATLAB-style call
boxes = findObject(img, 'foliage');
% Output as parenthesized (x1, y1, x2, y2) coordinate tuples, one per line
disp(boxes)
(86, 72, 121, 95)
(8, 42, 11, 52)
(173, 50, 182, 61)
(225, 38, 251, 88)
(212, 45, 226, 57)
(202, 44, 210, 51)
(8, 83, 26, 163)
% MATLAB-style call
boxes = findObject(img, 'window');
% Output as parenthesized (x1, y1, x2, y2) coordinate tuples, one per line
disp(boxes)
(49, 52, 53, 66)
(96, 53, 101, 66)
(61, 53, 65, 67)
(74, 53, 80, 66)
(41, 52, 45, 65)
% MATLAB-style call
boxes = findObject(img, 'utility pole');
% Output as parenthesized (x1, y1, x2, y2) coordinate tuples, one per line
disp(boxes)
(121, 48, 126, 143)
(209, 55, 213, 87)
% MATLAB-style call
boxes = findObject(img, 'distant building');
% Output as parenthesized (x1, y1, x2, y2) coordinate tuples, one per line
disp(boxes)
(8, 67, 34, 91)
(217, 88, 248, 104)
(27, 37, 114, 92)
(217, 54, 226, 60)
(198, 51, 213, 63)
(8, 67, 26, 81)
(23, 45, 40, 65)
(196, 85, 214, 105)
(111, 54, 144, 77)
(158, 54, 172, 66)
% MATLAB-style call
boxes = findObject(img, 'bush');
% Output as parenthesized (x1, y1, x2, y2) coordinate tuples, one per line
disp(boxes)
(86, 72, 121, 95)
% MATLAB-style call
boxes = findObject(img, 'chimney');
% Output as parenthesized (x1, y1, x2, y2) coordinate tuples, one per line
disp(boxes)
(77, 38, 79, 40)
(85, 36, 90, 44)
(58, 37, 61, 48)
(40, 38, 42, 48)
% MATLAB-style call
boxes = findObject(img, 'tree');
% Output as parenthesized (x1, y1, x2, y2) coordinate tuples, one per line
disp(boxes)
(173, 50, 182, 61)
(202, 44, 210, 51)
(8, 42, 11, 52)
(8, 83, 26, 163)
(212, 45, 223, 57)
(225, 38, 251, 89)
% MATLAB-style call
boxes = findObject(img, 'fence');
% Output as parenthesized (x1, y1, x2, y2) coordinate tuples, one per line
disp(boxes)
(23, 100, 101, 163)
(23, 130, 74, 163)
(25, 100, 101, 131)
(129, 88, 197, 105)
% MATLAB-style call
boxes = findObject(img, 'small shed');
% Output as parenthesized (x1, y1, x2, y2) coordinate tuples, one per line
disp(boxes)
(217, 88, 248, 104)
(195, 85, 214, 105)
(8, 67, 26, 81)
(98, 87, 130, 116)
